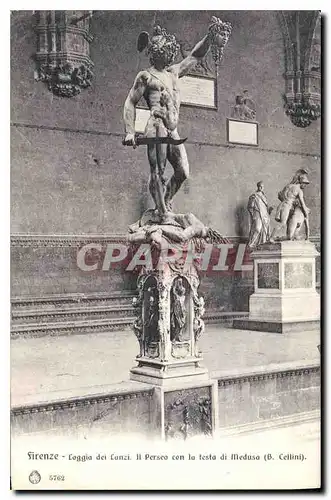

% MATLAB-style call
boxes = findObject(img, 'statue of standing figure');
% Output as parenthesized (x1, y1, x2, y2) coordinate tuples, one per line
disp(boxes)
(170, 278, 187, 342)
(270, 169, 310, 242)
(123, 18, 232, 219)
(247, 181, 273, 248)
(144, 287, 159, 343)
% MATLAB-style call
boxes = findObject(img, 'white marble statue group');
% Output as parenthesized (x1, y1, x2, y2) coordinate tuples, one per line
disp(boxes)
(247, 169, 311, 248)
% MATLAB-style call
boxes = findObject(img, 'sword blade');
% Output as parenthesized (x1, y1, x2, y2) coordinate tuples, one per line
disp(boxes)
(136, 136, 187, 146)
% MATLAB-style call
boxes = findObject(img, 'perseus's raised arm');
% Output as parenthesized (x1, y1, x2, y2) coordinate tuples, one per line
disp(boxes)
(172, 35, 210, 78)
(123, 72, 147, 135)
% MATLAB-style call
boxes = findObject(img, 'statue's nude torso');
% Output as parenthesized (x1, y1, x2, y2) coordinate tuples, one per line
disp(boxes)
(275, 183, 304, 225)
(281, 184, 301, 204)
(139, 67, 181, 133)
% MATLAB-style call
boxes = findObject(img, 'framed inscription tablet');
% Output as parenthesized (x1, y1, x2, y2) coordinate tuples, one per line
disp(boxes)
(179, 75, 217, 109)
(227, 118, 259, 146)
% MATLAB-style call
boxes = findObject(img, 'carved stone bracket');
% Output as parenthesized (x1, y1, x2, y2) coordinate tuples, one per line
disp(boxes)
(283, 99, 321, 128)
(279, 11, 321, 127)
(34, 10, 94, 97)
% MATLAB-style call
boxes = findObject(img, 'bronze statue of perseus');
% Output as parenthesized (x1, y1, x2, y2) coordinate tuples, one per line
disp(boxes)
(123, 18, 232, 218)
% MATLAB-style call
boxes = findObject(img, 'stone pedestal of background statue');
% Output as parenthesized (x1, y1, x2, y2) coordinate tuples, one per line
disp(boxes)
(128, 244, 218, 438)
(233, 240, 320, 333)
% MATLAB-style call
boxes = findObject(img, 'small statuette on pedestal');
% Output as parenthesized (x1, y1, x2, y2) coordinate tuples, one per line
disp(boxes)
(170, 278, 187, 343)
(144, 286, 160, 358)
(193, 295, 205, 358)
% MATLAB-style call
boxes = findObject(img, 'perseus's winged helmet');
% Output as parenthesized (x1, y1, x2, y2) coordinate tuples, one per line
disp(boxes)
(137, 25, 180, 67)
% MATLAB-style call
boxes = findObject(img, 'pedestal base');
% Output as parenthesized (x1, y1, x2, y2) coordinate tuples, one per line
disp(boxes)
(249, 292, 320, 322)
(152, 379, 218, 439)
(127, 231, 216, 437)
(233, 318, 320, 334)
(130, 357, 208, 387)
(234, 241, 320, 333)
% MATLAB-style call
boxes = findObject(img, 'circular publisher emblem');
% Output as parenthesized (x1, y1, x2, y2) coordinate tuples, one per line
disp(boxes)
(29, 470, 41, 484)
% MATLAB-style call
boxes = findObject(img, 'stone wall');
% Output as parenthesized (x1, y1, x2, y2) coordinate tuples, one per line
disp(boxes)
(10, 235, 253, 310)
(10, 10, 320, 302)
(216, 363, 320, 428)
(11, 383, 155, 437)
(11, 361, 320, 437)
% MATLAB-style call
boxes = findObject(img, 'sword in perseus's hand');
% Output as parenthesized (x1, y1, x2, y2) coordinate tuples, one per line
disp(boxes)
(122, 136, 187, 146)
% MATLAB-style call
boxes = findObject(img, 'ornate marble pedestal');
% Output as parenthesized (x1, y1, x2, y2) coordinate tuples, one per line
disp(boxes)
(128, 244, 218, 438)
(129, 256, 208, 386)
(233, 241, 320, 333)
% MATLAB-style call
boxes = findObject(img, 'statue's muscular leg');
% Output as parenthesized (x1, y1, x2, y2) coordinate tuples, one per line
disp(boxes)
(287, 207, 304, 240)
(270, 219, 287, 242)
(270, 205, 291, 242)
(147, 144, 167, 215)
(146, 120, 168, 215)
(164, 134, 189, 210)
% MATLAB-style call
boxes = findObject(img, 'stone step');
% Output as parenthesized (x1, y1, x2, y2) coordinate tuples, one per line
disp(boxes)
(11, 292, 136, 311)
(12, 306, 247, 325)
(11, 311, 248, 339)
(11, 305, 135, 324)
(11, 317, 136, 339)
(205, 311, 248, 325)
